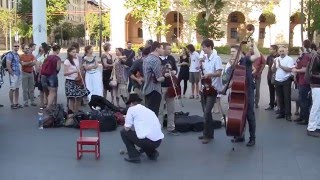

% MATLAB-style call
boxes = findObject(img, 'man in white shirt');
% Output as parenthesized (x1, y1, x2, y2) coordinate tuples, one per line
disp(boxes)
(198, 39, 223, 144)
(272, 46, 295, 121)
(121, 93, 164, 163)
(186, 44, 201, 99)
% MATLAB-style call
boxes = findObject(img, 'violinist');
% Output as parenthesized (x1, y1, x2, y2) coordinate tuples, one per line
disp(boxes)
(229, 40, 260, 147)
(198, 39, 223, 144)
(159, 43, 180, 136)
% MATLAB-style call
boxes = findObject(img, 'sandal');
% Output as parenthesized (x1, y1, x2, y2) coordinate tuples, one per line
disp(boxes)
(16, 104, 23, 108)
(11, 104, 17, 109)
(189, 95, 194, 99)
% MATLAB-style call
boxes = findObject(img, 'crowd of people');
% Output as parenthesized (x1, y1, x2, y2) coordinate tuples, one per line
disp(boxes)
(0, 37, 319, 163)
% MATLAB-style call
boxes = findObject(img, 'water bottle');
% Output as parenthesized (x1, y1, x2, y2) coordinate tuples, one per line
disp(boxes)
(38, 108, 44, 129)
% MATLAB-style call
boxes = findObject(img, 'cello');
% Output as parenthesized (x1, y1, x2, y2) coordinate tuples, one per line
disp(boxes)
(221, 24, 255, 138)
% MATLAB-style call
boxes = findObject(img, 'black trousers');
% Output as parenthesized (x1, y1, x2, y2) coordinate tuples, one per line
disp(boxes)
(275, 79, 292, 116)
(200, 93, 216, 139)
(145, 90, 162, 116)
(267, 78, 276, 108)
(120, 129, 161, 158)
(247, 87, 256, 139)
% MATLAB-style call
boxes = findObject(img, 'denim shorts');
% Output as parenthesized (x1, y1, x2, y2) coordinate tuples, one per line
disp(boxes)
(41, 75, 58, 88)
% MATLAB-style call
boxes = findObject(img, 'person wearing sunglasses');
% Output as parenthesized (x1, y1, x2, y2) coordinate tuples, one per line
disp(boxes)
(6, 42, 23, 109)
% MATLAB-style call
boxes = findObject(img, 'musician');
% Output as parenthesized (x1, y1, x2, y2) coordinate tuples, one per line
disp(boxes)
(143, 41, 165, 116)
(121, 93, 164, 163)
(129, 46, 151, 101)
(199, 39, 223, 144)
(159, 43, 179, 136)
(230, 41, 260, 147)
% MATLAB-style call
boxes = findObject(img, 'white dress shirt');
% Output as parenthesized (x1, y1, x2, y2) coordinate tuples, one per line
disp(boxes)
(189, 51, 200, 72)
(202, 53, 224, 91)
(124, 104, 164, 141)
(199, 49, 217, 59)
(275, 55, 295, 82)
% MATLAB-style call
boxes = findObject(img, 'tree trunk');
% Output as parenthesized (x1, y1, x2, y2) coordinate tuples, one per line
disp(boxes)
(307, 0, 312, 40)
(5, 33, 8, 51)
(300, 0, 304, 43)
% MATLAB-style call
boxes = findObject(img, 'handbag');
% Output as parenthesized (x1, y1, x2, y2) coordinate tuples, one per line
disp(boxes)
(109, 63, 117, 87)
(291, 83, 299, 101)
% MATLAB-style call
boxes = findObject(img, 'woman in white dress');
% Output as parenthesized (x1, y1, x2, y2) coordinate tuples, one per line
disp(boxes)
(83, 45, 103, 101)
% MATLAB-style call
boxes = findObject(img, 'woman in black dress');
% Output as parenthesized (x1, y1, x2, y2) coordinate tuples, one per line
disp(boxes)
(101, 43, 114, 99)
(177, 47, 190, 98)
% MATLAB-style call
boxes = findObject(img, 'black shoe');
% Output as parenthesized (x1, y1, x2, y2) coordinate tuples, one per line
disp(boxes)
(231, 137, 245, 143)
(198, 136, 214, 140)
(148, 151, 159, 161)
(124, 157, 141, 163)
(265, 106, 274, 110)
(0, 104, 4, 107)
(293, 117, 303, 122)
(246, 139, 255, 147)
(167, 129, 181, 136)
(297, 120, 308, 125)
(276, 115, 285, 119)
(286, 116, 292, 122)
(307, 130, 320, 137)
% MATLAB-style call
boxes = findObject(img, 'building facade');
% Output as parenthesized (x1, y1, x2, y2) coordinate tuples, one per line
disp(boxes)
(109, 0, 320, 48)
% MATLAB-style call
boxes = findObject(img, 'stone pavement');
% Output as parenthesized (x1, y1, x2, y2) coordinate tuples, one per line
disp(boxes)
(0, 56, 319, 180)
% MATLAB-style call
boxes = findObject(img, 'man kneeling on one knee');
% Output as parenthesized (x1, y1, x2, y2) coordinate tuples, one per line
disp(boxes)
(121, 93, 164, 163)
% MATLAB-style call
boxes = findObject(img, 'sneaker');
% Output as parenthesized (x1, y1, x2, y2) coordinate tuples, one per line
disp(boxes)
(307, 130, 320, 137)
(167, 129, 180, 136)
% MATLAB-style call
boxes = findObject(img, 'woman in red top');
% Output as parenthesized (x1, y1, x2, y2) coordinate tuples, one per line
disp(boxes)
(41, 44, 61, 109)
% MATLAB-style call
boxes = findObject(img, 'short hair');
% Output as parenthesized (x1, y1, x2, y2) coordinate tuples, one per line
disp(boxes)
(22, 44, 29, 49)
(142, 46, 151, 56)
(71, 42, 80, 49)
(162, 42, 171, 49)
(52, 44, 61, 52)
(303, 39, 311, 49)
(138, 46, 144, 52)
(311, 43, 317, 51)
(127, 41, 132, 44)
(150, 41, 161, 52)
(270, 45, 278, 51)
(116, 47, 124, 55)
(201, 39, 214, 49)
(103, 43, 111, 52)
(29, 43, 36, 47)
(186, 44, 195, 53)
(146, 39, 153, 45)
(230, 45, 240, 51)
(84, 45, 92, 54)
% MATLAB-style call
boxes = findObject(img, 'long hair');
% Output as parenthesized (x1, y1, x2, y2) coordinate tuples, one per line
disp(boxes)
(84, 45, 92, 56)
(67, 47, 76, 66)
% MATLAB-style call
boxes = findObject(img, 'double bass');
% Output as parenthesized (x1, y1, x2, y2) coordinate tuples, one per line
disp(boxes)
(222, 24, 255, 138)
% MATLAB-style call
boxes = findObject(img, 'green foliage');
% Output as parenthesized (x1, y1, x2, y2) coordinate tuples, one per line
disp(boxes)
(192, 0, 225, 39)
(124, 0, 171, 38)
(262, 2, 276, 25)
(305, 0, 320, 40)
(17, 0, 69, 37)
(0, 8, 13, 36)
(85, 12, 111, 40)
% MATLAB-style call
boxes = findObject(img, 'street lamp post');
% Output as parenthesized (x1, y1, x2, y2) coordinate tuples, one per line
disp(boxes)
(99, 0, 103, 58)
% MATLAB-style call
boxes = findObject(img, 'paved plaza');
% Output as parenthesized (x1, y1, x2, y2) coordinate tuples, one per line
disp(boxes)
(0, 54, 319, 180)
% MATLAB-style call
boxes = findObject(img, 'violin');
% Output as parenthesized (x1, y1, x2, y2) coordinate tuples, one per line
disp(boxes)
(199, 61, 217, 96)
(164, 63, 183, 107)
(222, 24, 255, 137)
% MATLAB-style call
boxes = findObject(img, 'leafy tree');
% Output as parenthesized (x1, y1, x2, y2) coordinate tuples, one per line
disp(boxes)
(17, 0, 69, 37)
(0, 8, 14, 50)
(192, 0, 225, 40)
(124, 0, 171, 41)
(84, 12, 110, 43)
(305, 0, 320, 41)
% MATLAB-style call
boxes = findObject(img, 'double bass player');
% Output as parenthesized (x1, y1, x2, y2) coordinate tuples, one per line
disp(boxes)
(228, 40, 260, 147)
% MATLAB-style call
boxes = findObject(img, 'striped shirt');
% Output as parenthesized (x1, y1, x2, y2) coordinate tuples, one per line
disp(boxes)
(143, 54, 163, 95)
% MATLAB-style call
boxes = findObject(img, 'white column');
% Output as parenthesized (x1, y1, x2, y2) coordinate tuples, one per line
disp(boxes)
(110, 0, 126, 49)
(273, 0, 290, 45)
(32, 0, 47, 47)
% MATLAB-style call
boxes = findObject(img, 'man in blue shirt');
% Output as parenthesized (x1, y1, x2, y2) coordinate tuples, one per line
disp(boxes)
(6, 42, 23, 109)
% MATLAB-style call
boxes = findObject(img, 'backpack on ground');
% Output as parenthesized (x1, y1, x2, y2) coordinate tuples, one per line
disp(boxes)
(1, 51, 13, 71)
(43, 104, 66, 128)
